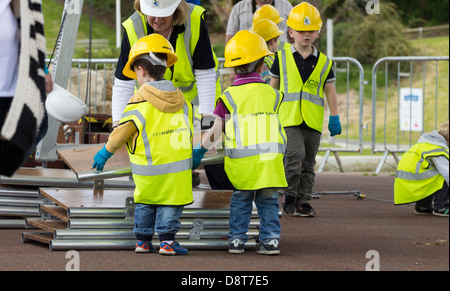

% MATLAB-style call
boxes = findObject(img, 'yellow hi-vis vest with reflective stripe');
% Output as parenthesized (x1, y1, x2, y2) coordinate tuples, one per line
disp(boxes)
(394, 142, 449, 205)
(219, 83, 288, 190)
(277, 48, 332, 131)
(122, 4, 221, 106)
(119, 100, 194, 206)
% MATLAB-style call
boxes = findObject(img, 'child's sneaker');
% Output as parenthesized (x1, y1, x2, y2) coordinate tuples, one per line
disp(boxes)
(294, 203, 316, 217)
(415, 206, 433, 215)
(433, 206, 449, 217)
(135, 240, 156, 253)
(159, 241, 188, 255)
(228, 238, 245, 254)
(257, 239, 280, 255)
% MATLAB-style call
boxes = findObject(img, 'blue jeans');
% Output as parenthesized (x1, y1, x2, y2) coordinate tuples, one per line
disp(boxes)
(228, 189, 281, 243)
(133, 203, 184, 241)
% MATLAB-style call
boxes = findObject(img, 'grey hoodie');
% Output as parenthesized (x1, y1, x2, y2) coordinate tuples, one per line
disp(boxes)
(417, 130, 449, 186)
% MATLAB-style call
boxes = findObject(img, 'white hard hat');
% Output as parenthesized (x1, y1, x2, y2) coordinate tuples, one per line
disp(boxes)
(140, 0, 182, 17)
(45, 84, 88, 123)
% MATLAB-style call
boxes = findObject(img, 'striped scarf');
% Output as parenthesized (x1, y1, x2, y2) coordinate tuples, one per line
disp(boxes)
(0, 0, 46, 176)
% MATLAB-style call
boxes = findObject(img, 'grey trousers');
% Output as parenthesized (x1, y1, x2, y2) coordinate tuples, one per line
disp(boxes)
(284, 125, 321, 205)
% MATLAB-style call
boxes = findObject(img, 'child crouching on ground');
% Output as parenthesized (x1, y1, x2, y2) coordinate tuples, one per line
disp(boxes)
(92, 34, 194, 254)
(395, 121, 449, 217)
(193, 30, 288, 254)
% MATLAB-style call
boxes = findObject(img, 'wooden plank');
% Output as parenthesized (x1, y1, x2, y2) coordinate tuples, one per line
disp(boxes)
(26, 219, 67, 231)
(23, 232, 53, 244)
(39, 188, 233, 210)
(57, 144, 130, 174)
(40, 188, 134, 210)
(41, 205, 69, 222)
(5, 168, 77, 179)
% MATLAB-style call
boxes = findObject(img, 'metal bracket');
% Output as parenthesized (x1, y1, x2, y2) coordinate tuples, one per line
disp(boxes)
(124, 197, 135, 220)
(93, 179, 104, 190)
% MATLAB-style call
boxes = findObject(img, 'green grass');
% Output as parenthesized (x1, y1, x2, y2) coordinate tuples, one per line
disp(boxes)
(42, 0, 120, 58)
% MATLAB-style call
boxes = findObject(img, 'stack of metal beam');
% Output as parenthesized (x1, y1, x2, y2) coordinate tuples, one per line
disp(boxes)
(0, 186, 46, 229)
(0, 168, 134, 229)
(22, 188, 262, 251)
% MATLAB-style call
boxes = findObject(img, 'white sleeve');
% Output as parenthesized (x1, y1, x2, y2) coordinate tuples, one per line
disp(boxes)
(195, 68, 216, 115)
(431, 156, 449, 186)
(111, 77, 135, 123)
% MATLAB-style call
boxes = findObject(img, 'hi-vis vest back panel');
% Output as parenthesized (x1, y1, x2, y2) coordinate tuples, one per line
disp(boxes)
(119, 101, 194, 206)
(277, 48, 332, 131)
(394, 142, 449, 205)
(220, 83, 288, 190)
(122, 4, 221, 105)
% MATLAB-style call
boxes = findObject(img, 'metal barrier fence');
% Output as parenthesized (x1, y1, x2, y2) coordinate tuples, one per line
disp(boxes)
(51, 57, 366, 172)
(217, 57, 366, 173)
(371, 56, 449, 174)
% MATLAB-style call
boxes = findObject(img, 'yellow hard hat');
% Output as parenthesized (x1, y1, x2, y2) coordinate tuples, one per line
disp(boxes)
(253, 4, 283, 24)
(224, 30, 273, 68)
(251, 19, 284, 42)
(123, 33, 178, 79)
(286, 2, 322, 31)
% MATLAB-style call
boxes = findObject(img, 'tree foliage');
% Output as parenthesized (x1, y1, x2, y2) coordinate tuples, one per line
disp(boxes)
(328, 1, 412, 63)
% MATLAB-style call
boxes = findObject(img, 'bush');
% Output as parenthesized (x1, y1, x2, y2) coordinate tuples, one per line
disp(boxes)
(333, 2, 411, 64)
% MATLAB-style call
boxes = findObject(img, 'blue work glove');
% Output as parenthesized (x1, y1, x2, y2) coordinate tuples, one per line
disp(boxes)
(192, 143, 208, 170)
(93, 145, 114, 172)
(328, 115, 342, 137)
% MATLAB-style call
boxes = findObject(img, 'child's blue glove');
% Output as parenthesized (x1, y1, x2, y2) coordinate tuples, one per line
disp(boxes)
(328, 115, 342, 137)
(93, 145, 114, 172)
(192, 143, 208, 169)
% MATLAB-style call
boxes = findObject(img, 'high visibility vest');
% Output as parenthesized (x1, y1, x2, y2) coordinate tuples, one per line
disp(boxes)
(394, 142, 449, 205)
(277, 48, 332, 131)
(122, 4, 222, 106)
(264, 55, 274, 69)
(277, 40, 291, 52)
(220, 83, 288, 190)
(119, 101, 194, 206)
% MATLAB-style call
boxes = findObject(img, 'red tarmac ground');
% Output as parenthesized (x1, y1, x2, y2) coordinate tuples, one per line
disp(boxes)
(0, 172, 448, 271)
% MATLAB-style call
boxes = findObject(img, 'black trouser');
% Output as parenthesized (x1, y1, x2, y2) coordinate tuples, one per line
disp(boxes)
(416, 182, 449, 211)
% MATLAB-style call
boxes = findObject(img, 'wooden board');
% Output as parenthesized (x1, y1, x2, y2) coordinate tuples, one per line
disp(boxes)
(23, 232, 53, 244)
(57, 144, 130, 174)
(26, 218, 67, 231)
(39, 188, 233, 210)
(41, 205, 69, 222)
(1, 168, 77, 181)
(40, 188, 134, 210)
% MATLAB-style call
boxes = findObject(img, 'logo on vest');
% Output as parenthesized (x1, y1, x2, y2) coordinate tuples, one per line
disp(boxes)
(306, 79, 319, 88)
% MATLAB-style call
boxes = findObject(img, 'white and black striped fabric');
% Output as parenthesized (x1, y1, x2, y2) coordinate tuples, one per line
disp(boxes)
(0, 0, 46, 176)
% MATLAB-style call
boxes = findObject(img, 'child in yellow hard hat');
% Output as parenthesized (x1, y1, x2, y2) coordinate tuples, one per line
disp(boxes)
(270, 2, 341, 217)
(252, 4, 292, 51)
(193, 30, 287, 255)
(251, 19, 284, 83)
(92, 34, 193, 255)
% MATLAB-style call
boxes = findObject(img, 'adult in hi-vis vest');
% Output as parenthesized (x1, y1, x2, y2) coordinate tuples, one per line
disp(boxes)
(112, 0, 220, 127)
(270, 3, 341, 217)
(394, 121, 449, 217)
(93, 34, 194, 255)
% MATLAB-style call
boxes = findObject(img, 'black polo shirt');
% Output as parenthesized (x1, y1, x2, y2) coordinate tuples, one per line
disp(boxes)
(269, 45, 335, 84)
(115, 17, 216, 80)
